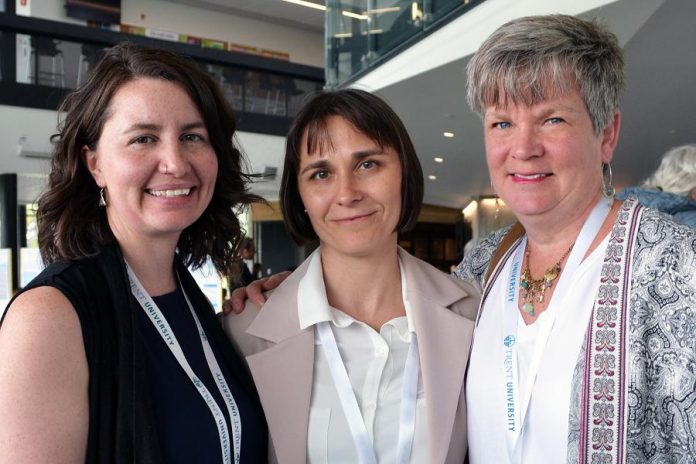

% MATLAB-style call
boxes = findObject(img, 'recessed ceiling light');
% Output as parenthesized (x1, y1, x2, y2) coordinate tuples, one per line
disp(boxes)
(369, 7, 401, 14)
(443, 132, 454, 138)
(281, 0, 326, 11)
(428, 175, 437, 180)
(434, 157, 444, 163)
(342, 11, 368, 20)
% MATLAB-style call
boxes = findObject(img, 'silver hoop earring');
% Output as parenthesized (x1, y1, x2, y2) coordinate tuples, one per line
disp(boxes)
(99, 187, 107, 207)
(602, 162, 615, 206)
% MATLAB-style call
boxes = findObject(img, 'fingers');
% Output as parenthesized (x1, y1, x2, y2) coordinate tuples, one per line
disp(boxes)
(223, 271, 294, 315)
(262, 271, 292, 291)
(228, 286, 252, 314)
(246, 278, 270, 306)
(222, 298, 235, 315)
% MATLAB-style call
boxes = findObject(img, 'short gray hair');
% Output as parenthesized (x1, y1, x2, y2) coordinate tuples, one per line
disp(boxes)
(642, 144, 696, 196)
(466, 14, 625, 133)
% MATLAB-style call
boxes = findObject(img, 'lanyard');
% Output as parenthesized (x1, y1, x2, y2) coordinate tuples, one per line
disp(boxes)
(316, 321, 420, 464)
(126, 262, 242, 464)
(502, 200, 610, 462)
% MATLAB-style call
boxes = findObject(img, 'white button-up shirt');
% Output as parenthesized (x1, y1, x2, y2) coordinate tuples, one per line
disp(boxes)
(298, 250, 427, 463)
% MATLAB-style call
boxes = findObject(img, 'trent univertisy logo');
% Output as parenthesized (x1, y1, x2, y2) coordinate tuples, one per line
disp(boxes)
(503, 334, 516, 432)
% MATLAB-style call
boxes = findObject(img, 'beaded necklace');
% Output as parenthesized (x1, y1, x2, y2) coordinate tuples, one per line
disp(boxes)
(519, 243, 574, 316)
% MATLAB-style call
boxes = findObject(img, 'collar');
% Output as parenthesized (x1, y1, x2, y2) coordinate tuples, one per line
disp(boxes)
(246, 246, 470, 344)
(297, 247, 416, 334)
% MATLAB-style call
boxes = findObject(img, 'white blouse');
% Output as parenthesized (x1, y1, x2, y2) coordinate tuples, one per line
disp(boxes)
(467, 235, 609, 464)
(297, 250, 428, 463)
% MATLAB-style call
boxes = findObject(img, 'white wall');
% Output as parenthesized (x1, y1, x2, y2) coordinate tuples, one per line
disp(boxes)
(235, 131, 286, 202)
(0, 106, 55, 176)
(17, 0, 324, 67)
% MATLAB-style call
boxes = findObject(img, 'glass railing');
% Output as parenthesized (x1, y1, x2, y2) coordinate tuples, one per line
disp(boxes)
(325, 0, 484, 88)
(9, 33, 322, 120)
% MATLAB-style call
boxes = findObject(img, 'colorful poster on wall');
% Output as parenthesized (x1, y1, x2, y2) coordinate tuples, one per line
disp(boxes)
(201, 38, 227, 50)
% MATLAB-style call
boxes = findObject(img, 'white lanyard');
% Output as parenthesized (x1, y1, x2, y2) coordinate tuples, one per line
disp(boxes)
(126, 262, 242, 464)
(502, 200, 610, 462)
(316, 321, 420, 464)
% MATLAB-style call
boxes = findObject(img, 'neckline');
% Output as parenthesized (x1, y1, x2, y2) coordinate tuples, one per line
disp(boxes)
(151, 287, 181, 300)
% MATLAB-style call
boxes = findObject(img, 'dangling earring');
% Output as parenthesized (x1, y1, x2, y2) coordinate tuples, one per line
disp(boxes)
(99, 187, 107, 207)
(602, 163, 615, 206)
(494, 197, 501, 227)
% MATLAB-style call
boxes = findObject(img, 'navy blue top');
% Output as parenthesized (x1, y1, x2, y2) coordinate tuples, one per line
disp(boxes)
(138, 287, 266, 463)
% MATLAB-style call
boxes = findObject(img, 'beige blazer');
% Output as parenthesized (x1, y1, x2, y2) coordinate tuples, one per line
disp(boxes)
(224, 248, 480, 464)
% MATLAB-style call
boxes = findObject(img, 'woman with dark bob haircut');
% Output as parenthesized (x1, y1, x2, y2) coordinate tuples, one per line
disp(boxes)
(280, 89, 424, 243)
(0, 43, 267, 463)
(225, 89, 480, 463)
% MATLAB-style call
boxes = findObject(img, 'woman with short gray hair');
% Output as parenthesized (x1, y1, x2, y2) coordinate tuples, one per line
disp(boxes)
(618, 144, 696, 228)
(459, 14, 696, 464)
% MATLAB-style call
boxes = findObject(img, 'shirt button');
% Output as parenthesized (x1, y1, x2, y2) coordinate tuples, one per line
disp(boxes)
(366, 402, 377, 411)
(377, 347, 389, 357)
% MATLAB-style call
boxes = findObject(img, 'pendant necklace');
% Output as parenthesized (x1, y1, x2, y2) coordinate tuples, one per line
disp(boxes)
(519, 243, 574, 316)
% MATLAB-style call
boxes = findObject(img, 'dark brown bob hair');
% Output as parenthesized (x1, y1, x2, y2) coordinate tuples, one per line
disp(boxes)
(281, 88, 424, 244)
(38, 42, 260, 276)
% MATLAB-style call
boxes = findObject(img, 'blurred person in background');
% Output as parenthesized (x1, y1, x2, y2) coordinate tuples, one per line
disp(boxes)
(229, 237, 258, 292)
(617, 144, 696, 228)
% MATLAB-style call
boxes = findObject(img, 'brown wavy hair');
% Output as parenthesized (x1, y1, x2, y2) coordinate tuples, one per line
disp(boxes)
(38, 42, 262, 276)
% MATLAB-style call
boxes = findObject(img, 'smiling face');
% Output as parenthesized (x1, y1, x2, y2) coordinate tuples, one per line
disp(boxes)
(298, 116, 402, 260)
(84, 77, 218, 248)
(484, 87, 620, 226)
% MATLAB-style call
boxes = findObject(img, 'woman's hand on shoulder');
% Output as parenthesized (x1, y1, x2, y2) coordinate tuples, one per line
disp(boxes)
(222, 270, 292, 315)
(0, 287, 88, 463)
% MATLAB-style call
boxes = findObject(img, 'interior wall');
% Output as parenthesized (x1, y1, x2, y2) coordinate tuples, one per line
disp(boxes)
(0, 106, 55, 182)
